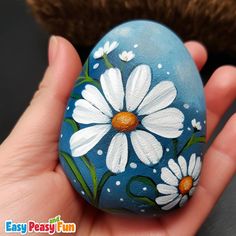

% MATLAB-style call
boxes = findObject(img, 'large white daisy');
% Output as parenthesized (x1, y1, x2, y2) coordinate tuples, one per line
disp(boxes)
(70, 64, 184, 173)
(156, 153, 202, 210)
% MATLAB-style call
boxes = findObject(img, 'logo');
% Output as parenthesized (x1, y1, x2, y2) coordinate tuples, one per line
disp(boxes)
(5, 215, 76, 235)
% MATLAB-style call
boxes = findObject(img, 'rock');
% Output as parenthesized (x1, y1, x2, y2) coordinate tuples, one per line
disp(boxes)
(59, 20, 206, 216)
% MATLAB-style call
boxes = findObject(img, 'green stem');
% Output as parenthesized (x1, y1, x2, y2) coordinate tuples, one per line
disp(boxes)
(59, 151, 93, 201)
(103, 54, 113, 68)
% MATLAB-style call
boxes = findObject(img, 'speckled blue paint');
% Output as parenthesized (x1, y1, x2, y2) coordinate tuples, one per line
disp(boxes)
(59, 20, 206, 216)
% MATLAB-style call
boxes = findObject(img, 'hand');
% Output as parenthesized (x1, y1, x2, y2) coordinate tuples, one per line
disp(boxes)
(0, 36, 235, 236)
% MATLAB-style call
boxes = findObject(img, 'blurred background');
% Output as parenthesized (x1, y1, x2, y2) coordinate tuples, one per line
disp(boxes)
(0, 1, 235, 235)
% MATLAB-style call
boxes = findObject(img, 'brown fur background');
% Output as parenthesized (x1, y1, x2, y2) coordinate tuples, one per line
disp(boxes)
(27, 0, 236, 55)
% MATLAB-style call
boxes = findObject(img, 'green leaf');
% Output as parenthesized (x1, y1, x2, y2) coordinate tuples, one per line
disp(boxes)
(70, 93, 82, 100)
(103, 207, 134, 215)
(95, 171, 115, 206)
(64, 118, 79, 132)
(59, 151, 93, 201)
(80, 155, 98, 201)
(177, 134, 206, 156)
(172, 138, 178, 157)
(126, 176, 157, 207)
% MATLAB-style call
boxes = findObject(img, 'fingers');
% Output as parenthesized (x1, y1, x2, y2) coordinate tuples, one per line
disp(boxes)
(161, 113, 236, 236)
(205, 66, 236, 139)
(185, 41, 207, 70)
(3, 36, 82, 145)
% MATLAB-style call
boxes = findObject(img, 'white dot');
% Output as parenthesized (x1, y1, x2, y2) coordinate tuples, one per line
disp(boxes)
(153, 169, 157, 173)
(97, 149, 103, 155)
(66, 106, 70, 110)
(183, 104, 190, 109)
(134, 44, 138, 48)
(196, 110, 199, 113)
(73, 179, 76, 183)
(93, 63, 99, 69)
(204, 120, 206, 124)
(116, 181, 121, 186)
(120, 198, 124, 202)
(60, 134, 63, 138)
(140, 209, 145, 212)
(166, 148, 170, 152)
(142, 187, 147, 191)
(130, 162, 137, 169)
(157, 63, 162, 69)
(107, 188, 111, 193)
(187, 127, 191, 131)
(81, 190, 85, 195)
(167, 71, 170, 75)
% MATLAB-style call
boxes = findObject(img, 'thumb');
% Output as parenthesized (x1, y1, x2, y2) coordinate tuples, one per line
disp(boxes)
(1, 36, 82, 151)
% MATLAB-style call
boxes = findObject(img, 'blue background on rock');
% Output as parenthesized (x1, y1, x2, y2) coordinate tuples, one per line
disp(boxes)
(59, 20, 206, 216)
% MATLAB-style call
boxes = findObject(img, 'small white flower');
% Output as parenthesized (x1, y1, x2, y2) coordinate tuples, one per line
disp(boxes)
(70, 65, 184, 173)
(93, 41, 119, 59)
(119, 50, 135, 62)
(156, 154, 201, 210)
(191, 119, 202, 131)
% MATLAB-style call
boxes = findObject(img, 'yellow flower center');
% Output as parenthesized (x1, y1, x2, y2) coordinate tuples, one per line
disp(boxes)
(178, 176, 193, 195)
(112, 112, 139, 132)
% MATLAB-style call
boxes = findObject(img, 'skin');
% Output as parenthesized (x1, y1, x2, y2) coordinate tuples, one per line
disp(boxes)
(0, 36, 235, 236)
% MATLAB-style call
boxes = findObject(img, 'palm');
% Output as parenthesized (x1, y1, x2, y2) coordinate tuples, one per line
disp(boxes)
(0, 37, 235, 236)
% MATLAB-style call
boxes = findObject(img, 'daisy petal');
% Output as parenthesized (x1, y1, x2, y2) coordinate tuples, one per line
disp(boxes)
(178, 155, 187, 176)
(106, 133, 128, 173)
(193, 178, 200, 186)
(179, 195, 188, 207)
(137, 81, 177, 115)
(70, 125, 111, 156)
(161, 167, 179, 186)
(126, 65, 151, 112)
(142, 108, 184, 138)
(94, 47, 104, 59)
(73, 99, 110, 124)
(103, 41, 110, 53)
(107, 41, 119, 54)
(168, 159, 182, 179)
(161, 195, 182, 211)
(155, 193, 179, 205)
(100, 68, 124, 111)
(131, 130, 163, 165)
(189, 187, 196, 196)
(82, 85, 113, 117)
(188, 153, 196, 176)
(192, 156, 202, 179)
(156, 184, 178, 194)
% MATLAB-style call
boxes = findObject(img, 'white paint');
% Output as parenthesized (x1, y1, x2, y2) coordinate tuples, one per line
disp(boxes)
(93, 63, 99, 69)
(130, 162, 137, 169)
(134, 44, 138, 48)
(66, 106, 70, 110)
(107, 188, 111, 193)
(157, 63, 162, 69)
(183, 103, 189, 109)
(187, 127, 191, 131)
(60, 134, 63, 138)
(120, 198, 124, 202)
(167, 71, 170, 75)
(97, 149, 103, 155)
(142, 187, 147, 191)
(116, 181, 121, 186)
(140, 209, 145, 212)
(153, 169, 157, 173)
(166, 148, 170, 152)
(81, 191, 85, 195)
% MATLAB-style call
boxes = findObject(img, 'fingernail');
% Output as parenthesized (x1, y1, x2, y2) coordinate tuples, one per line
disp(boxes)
(48, 36, 58, 66)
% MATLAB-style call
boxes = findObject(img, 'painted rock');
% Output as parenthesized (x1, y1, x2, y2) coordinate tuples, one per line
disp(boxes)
(59, 20, 206, 216)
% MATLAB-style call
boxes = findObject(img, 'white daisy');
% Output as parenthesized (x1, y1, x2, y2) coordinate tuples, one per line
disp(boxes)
(70, 64, 184, 173)
(93, 41, 119, 59)
(191, 119, 202, 131)
(156, 154, 202, 210)
(119, 50, 135, 62)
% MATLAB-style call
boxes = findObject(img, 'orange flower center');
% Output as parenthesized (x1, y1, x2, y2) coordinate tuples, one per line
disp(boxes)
(112, 112, 139, 132)
(178, 176, 193, 195)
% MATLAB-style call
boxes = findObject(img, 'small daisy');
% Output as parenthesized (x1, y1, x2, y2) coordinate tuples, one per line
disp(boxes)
(70, 64, 184, 173)
(93, 41, 119, 59)
(119, 50, 135, 62)
(191, 119, 202, 131)
(156, 154, 201, 210)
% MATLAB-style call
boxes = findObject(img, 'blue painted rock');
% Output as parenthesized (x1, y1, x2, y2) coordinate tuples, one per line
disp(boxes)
(59, 20, 206, 216)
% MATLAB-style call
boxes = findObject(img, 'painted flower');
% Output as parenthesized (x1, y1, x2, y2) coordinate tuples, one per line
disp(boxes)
(93, 41, 119, 59)
(191, 118, 202, 131)
(119, 50, 135, 62)
(70, 64, 184, 173)
(156, 154, 201, 210)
